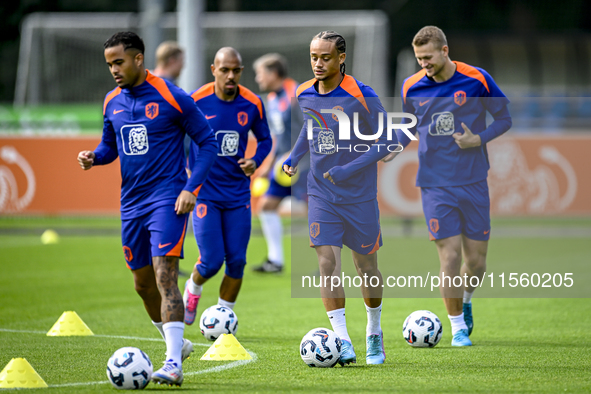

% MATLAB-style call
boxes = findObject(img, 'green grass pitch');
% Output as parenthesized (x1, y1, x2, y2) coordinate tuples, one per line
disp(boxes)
(1, 217, 590, 392)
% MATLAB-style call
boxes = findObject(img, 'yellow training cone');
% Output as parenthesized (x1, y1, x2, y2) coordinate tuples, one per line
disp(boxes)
(200, 334, 252, 361)
(47, 311, 94, 336)
(0, 358, 48, 389)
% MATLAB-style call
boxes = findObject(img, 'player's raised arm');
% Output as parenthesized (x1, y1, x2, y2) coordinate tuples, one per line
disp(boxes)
(181, 97, 218, 184)
(78, 116, 118, 170)
(324, 140, 393, 184)
(458, 70, 512, 148)
(176, 95, 217, 215)
(240, 99, 272, 176)
(282, 122, 309, 177)
(325, 98, 395, 184)
(477, 103, 512, 145)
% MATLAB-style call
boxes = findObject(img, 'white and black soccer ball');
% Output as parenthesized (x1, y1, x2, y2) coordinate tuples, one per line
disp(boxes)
(300, 328, 342, 367)
(106, 347, 152, 390)
(402, 310, 443, 348)
(199, 304, 238, 341)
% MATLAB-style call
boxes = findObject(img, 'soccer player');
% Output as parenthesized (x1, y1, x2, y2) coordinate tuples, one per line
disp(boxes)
(385, 26, 512, 346)
(251, 53, 298, 273)
(183, 47, 272, 323)
(283, 31, 396, 365)
(153, 41, 184, 84)
(76, 32, 217, 386)
(151, 41, 193, 172)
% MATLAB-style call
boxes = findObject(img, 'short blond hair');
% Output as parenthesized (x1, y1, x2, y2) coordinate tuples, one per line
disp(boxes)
(156, 41, 183, 67)
(412, 26, 447, 49)
(253, 53, 288, 78)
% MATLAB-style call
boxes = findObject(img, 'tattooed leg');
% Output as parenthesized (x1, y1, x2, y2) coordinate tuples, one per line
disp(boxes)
(152, 256, 184, 323)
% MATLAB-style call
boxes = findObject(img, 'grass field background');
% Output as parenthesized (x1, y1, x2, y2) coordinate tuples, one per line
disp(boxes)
(1, 216, 590, 392)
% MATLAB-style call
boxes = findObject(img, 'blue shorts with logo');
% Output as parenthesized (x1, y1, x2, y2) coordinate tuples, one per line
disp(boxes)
(192, 199, 251, 279)
(121, 204, 189, 270)
(308, 195, 382, 255)
(421, 179, 491, 242)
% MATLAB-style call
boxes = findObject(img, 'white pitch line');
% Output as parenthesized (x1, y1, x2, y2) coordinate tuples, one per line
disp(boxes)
(92, 334, 208, 346)
(186, 350, 258, 377)
(47, 351, 258, 388)
(49, 381, 109, 388)
(0, 328, 46, 335)
(0, 329, 207, 346)
(0, 238, 46, 248)
(1, 328, 257, 388)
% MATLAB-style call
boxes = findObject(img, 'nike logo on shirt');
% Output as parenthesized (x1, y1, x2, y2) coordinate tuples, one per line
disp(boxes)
(205, 115, 217, 119)
(113, 109, 124, 114)
(419, 100, 430, 107)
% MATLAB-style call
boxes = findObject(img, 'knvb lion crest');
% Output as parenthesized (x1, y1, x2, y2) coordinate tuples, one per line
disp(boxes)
(331, 105, 344, 121)
(145, 102, 159, 119)
(196, 204, 207, 219)
(216, 130, 240, 156)
(129, 127, 148, 154)
(315, 128, 336, 154)
(429, 218, 439, 234)
(121, 124, 149, 155)
(123, 246, 133, 262)
(429, 112, 455, 136)
(454, 91, 467, 106)
(237, 111, 248, 126)
(310, 222, 320, 238)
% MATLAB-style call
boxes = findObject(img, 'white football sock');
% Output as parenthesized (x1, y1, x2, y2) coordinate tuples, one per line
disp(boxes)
(463, 290, 473, 304)
(163, 321, 184, 365)
(188, 273, 202, 296)
(260, 211, 284, 266)
(327, 308, 351, 343)
(152, 321, 166, 340)
(218, 297, 236, 310)
(365, 302, 382, 336)
(448, 313, 468, 335)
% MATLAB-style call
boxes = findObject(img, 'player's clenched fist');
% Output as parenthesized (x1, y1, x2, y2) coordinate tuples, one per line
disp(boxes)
(77, 150, 95, 170)
(282, 164, 297, 177)
(175, 190, 196, 215)
(238, 158, 257, 176)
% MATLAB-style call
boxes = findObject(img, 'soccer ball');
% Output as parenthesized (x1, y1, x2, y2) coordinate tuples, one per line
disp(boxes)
(106, 347, 152, 390)
(199, 304, 238, 341)
(402, 310, 443, 348)
(300, 328, 342, 367)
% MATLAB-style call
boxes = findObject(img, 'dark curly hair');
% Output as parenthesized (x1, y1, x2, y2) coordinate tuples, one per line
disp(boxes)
(104, 31, 145, 54)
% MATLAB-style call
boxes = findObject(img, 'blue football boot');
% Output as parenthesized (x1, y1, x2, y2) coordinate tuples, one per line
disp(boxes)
(451, 328, 472, 346)
(338, 339, 357, 366)
(366, 331, 385, 364)
(463, 302, 473, 336)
